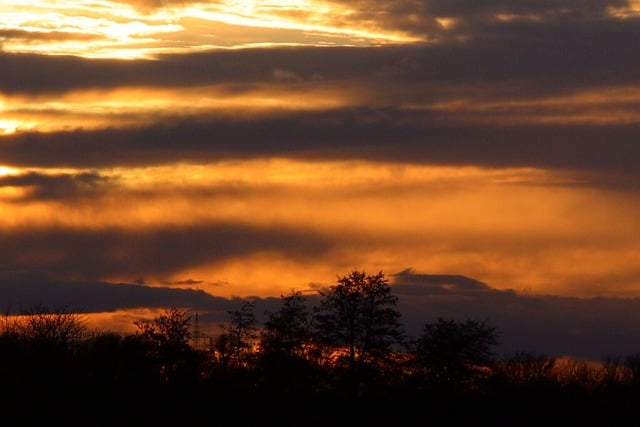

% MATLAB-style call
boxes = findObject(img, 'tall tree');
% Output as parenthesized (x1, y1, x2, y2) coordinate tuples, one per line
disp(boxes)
(412, 317, 498, 390)
(134, 306, 192, 350)
(313, 270, 405, 396)
(257, 290, 318, 395)
(218, 300, 258, 368)
(133, 306, 201, 383)
(260, 290, 312, 359)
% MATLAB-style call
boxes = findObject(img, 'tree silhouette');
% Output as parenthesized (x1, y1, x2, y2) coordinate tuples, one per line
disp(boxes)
(133, 306, 192, 348)
(257, 290, 320, 395)
(313, 270, 405, 397)
(8, 305, 88, 384)
(17, 304, 87, 345)
(496, 351, 556, 387)
(261, 290, 313, 359)
(74, 331, 161, 384)
(133, 306, 203, 383)
(217, 300, 258, 368)
(5, 276, 640, 424)
(624, 353, 640, 387)
(412, 317, 498, 391)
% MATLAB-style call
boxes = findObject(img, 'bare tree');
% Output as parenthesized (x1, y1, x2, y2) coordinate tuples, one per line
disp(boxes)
(555, 357, 600, 391)
(624, 353, 640, 386)
(496, 351, 556, 387)
(17, 304, 87, 346)
(3, 305, 89, 383)
(600, 354, 625, 385)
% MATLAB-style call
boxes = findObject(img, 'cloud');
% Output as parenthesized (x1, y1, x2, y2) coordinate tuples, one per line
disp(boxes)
(0, 171, 110, 201)
(390, 270, 640, 360)
(421, 0, 625, 18)
(161, 278, 206, 286)
(2, 22, 640, 95)
(323, 0, 630, 38)
(0, 222, 333, 281)
(1, 113, 639, 183)
(391, 268, 493, 294)
(0, 270, 229, 313)
(113, 0, 203, 12)
(0, 269, 287, 334)
(0, 29, 104, 43)
(2, 25, 639, 178)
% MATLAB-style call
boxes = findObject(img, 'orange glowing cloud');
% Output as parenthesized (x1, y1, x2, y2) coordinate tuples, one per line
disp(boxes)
(0, 82, 355, 134)
(1, 161, 638, 299)
(0, 0, 423, 59)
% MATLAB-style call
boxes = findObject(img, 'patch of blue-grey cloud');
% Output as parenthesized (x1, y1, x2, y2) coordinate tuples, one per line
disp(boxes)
(0, 171, 110, 201)
(390, 269, 640, 361)
(0, 222, 335, 281)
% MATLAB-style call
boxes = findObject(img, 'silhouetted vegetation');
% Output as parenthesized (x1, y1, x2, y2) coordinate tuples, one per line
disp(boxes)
(1, 270, 639, 423)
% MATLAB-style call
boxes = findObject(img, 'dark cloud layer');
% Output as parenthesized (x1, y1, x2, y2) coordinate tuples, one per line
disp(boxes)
(2, 0, 637, 98)
(0, 223, 332, 280)
(422, 0, 625, 16)
(0, 270, 231, 313)
(112, 0, 635, 46)
(0, 171, 109, 200)
(1, 114, 639, 181)
(2, 15, 639, 95)
(392, 270, 640, 360)
(326, 0, 631, 39)
(2, 5, 638, 186)
(2, 8, 639, 184)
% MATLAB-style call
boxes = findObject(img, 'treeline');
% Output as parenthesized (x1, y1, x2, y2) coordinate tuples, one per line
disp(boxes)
(1, 270, 639, 423)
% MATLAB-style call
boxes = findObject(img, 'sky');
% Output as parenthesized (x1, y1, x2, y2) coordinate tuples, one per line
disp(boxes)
(1, 0, 640, 360)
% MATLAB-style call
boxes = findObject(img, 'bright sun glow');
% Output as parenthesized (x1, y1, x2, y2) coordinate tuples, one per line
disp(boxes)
(0, 120, 22, 135)
(0, 0, 423, 58)
(0, 166, 19, 176)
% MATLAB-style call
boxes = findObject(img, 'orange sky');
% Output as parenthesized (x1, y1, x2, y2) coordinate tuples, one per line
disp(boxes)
(1, 160, 638, 298)
(1, 1, 640, 357)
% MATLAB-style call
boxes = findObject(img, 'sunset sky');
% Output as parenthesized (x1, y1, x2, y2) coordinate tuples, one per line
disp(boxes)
(1, 0, 639, 359)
